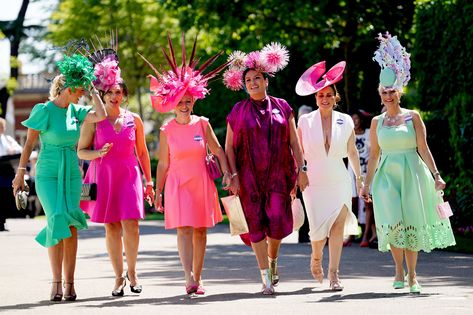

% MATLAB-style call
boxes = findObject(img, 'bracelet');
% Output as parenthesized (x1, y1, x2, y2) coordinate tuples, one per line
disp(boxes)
(146, 181, 154, 187)
(17, 167, 27, 171)
(432, 171, 440, 177)
(231, 172, 238, 178)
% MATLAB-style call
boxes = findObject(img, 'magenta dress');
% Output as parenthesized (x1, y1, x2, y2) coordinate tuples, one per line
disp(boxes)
(81, 112, 144, 223)
(160, 115, 222, 229)
(227, 96, 297, 243)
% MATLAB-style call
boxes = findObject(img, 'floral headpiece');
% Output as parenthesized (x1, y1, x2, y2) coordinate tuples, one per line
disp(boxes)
(373, 32, 411, 90)
(223, 42, 289, 91)
(86, 32, 123, 92)
(56, 54, 96, 91)
(140, 33, 229, 113)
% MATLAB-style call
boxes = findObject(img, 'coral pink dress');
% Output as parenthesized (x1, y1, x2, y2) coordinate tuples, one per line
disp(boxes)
(160, 115, 222, 229)
(81, 111, 144, 223)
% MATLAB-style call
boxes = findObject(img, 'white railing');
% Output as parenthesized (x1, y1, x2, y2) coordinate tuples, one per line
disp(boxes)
(16, 74, 50, 90)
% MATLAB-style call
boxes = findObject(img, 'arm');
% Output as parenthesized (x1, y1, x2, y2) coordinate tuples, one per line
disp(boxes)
(12, 128, 39, 195)
(133, 114, 155, 204)
(83, 86, 107, 123)
(347, 130, 363, 193)
(77, 123, 112, 160)
(225, 123, 239, 195)
(154, 130, 169, 211)
(361, 118, 381, 200)
(411, 110, 446, 190)
(205, 122, 232, 189)
(289, 114, 309, 191)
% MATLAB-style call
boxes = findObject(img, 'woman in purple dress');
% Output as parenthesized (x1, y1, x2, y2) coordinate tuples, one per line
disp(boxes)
(223, 43, 308, 295)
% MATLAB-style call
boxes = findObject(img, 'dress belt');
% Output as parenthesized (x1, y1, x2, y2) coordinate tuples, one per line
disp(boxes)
(42, 143, 77, 214)
(382, 148, 417, 154)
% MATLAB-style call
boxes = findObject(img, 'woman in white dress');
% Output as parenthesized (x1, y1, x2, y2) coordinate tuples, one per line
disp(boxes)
(295, 61, 363, 291)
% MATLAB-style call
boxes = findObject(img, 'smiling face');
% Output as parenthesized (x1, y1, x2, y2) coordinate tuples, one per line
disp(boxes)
(175, 94, 195, 118)
(315, 86, 337, 110)
(103, 85, 124, 108)
(379, 87, 401, 107)
(244, 70, 268, 99)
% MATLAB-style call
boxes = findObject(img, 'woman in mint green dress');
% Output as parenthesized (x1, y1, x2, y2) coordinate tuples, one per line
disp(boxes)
(362, 33, 455, 294)
(12, 55, 106, 301)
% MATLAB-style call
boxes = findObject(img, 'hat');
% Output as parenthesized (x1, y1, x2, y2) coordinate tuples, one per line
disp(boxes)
(140, 33, 229, 113)
(56, 54, 96, 91)
(295, 61, 345, 96)
(373, 32, 411, 90)
(223, 42, 289, 91)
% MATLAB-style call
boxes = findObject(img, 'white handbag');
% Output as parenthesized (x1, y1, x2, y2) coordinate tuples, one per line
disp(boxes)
(221, 195, 249, 236)
(292, 198, 305, 231)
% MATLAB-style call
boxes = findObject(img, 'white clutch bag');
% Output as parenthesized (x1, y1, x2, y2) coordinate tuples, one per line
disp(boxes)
(436, 190, 453, 219)
(221, 195, 249, 236)
(292, 198, 305, 231)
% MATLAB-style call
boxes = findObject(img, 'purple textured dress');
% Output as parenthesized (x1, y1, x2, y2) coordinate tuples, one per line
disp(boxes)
(227, 96, 297, 242)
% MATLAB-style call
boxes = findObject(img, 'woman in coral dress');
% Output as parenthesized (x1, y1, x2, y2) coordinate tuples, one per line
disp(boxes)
(147, 34, 231, 295)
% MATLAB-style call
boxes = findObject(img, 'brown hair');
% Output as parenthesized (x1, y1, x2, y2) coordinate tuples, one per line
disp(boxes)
(315, 84, 341, 103)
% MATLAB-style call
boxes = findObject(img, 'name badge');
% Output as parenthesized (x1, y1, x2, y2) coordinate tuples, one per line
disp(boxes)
(126, 120, 135, 128)
(336, 118, 344, 125)
(194, 135, 203, 141)
(71, 117, 79, 124)
(272, 108, 280, 114)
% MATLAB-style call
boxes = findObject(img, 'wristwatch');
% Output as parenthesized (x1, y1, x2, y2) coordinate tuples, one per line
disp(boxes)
(299, 165, 308, 173)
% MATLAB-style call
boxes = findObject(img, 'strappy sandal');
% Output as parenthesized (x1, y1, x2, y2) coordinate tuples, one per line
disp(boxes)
(310, 254, 324, 284)
(112, 276, 126, 297)
(50, 281, 63, 302)
(63, 282, 77, 301)
(260, 269, 274, 295)
(328, 270, 344, 291)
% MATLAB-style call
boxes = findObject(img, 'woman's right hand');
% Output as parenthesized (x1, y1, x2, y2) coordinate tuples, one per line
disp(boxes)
(97, 143, 113, 158)
(12, 172, 25, 196)
(229, 174, 240, 195)
(154, 193, 164, 213)
(360, 185, 372, 203)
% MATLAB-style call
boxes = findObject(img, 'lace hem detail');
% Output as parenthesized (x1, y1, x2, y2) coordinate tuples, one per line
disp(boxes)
(376, 221, 456, 253)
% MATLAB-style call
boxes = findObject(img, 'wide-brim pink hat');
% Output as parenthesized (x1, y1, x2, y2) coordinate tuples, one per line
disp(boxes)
(295, 61, 346, 96)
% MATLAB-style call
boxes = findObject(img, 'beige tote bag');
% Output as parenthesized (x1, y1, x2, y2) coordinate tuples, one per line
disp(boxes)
(221, 195, 249, 236)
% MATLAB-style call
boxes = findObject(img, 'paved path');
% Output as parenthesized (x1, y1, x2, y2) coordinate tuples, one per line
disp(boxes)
(0, 218, 472, 314)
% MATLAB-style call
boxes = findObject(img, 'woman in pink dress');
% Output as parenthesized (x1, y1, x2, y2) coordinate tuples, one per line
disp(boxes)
(79, 46, 154, 296)
(143, 34, 231, 295)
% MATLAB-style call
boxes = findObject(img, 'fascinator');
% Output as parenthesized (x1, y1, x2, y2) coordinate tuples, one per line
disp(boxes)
(86, 31, 123, 92)
(223, 42, 289, 91)
(295, 61, 345, 96)
(373, 32, 411, 90)
(56, 54, 96, 91)
(140, 33, 229, 113)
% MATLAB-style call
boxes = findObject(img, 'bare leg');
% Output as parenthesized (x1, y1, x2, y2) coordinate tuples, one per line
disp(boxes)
(105, 222, 124, 291)
(63, 227, 78, 298)
(251, 239, 269, 269)
(327, 206, 348, 290)
(310, 238, 327, 283)
(192, 227, 207, 283)
(122, 219, 140, 286)
(177, 227, 196, 288)
(390, 245, 405, 282)
(48, 241, 64, 299)
(405, 249, 419, 286)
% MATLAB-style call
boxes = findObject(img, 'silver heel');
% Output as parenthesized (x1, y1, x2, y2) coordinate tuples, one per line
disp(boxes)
(260, 269, 274, 295)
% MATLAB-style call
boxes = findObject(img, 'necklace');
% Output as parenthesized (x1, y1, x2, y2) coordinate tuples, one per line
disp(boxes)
(385, 113, 401, 124)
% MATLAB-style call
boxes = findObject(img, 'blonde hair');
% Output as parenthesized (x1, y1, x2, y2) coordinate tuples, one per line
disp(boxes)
(378, 84, 404, 96)
(48, 74, 66, 101)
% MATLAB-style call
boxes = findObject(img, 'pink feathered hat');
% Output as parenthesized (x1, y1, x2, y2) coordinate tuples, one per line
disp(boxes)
(295, 61, 346, 96)
(140, 33, 229, 113)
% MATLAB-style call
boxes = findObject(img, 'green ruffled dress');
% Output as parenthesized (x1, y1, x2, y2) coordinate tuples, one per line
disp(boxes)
(372, 110, 456, 253)
(22, 101, 91, 247)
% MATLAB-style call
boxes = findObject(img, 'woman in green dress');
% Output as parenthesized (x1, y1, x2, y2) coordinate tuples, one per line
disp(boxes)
(361, 33, 455, 294)
(12, 55, 106, 301)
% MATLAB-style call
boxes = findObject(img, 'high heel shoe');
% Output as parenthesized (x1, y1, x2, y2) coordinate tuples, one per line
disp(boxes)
(408, 274, 421, 294)
(112, 276, 126, 297)
(50, 281, 63, 302)
(63, 282, 77, 301)
(126, 271, 142, 294)
(392, 270, 406, 289)
(185, 283, 198, 294)
(260, 268, 274, 295)
(310, 254, 324, 284)
(269, 257, 279, 286)
(328, 270, 344, 291)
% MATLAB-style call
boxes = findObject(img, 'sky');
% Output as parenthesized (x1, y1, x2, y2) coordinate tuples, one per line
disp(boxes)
(0, 0, 57, 82)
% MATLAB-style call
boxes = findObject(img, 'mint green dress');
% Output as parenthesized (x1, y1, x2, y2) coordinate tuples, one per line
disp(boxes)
(22, 101, 91, 247)
(372, 110, 455, 253)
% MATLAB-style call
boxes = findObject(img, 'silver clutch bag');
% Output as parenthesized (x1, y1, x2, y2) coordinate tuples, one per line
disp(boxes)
(15, 183, 30, 210)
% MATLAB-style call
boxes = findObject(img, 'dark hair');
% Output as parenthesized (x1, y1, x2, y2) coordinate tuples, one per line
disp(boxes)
(242, 68, 269, 82)
(100, 82, 129, 101)
(315, 84, 341, 103)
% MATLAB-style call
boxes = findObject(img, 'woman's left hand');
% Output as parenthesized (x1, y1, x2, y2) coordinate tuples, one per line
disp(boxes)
(222, 172, 232, 190)
(297, 172, 309, 192)
(435, 175, 446, 191)
(144, 184, 155, 206)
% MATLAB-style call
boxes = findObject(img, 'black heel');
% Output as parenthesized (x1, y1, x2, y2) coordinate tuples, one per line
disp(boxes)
(126, 271, 142, 294)
(111, 276, 126, 297)
(50, 281, 63, 302)
(63, 282, 77, 301)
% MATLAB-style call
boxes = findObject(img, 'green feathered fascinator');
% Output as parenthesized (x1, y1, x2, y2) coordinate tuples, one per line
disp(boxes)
(56, 54, 96, 90)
